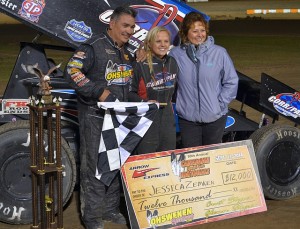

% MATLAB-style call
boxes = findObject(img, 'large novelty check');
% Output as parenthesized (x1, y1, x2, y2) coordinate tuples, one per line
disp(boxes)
(121, 140, 267, 229)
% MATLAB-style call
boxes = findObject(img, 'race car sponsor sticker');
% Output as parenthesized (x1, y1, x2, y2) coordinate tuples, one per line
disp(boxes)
(0, 99, 29, 115)
(64, 19, 93, 42)
(1, 0, 18, 11)
(18, 0, 45, 23)
(268, 92, 300, 118)
(225, 115, 235, 128)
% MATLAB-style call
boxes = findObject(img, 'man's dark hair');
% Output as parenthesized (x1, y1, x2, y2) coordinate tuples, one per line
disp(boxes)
(110, 5, 137, 21)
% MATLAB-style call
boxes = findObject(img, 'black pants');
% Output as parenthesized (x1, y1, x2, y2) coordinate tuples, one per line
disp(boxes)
(134, 106, 176, 154)
(178, 115, 227, 148)
(78, 105, 120, 226)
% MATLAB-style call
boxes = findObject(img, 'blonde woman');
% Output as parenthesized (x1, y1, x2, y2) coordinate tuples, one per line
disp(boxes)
(129, 26, 178, 154)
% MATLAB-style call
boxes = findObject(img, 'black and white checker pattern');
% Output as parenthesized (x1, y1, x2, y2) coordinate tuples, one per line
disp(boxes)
(95, 102, 159, 185)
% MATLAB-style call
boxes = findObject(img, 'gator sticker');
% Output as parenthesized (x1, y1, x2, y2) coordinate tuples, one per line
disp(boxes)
(105, 60, 133, 86)
(268, 92, 300, 118)
(64, 19, 93, 42)
(0, 99, 29, 115)
(18, 0, 45, 23)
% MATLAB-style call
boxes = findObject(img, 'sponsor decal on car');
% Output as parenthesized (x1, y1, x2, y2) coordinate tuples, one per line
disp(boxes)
(18, 0, 45, 23)
(64, 19, 93, 42)
(0, 99, 29, 115)
(99, 3, 182, 54)
(1, 0, 18, 11)
(225, 115, 235, 128)
(268, 92, 300, 118)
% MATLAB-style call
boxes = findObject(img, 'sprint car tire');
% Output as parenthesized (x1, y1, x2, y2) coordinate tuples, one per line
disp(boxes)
(248, 124, 277, 145)
(0, 120, 76, 224)
(250, 124, 300, 200)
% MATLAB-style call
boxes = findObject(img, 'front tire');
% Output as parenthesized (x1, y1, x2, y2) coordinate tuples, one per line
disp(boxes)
(0, 120, 76, 224)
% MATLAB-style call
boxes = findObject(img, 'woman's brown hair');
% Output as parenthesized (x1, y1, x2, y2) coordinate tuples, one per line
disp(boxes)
(179, 12, 209, 44)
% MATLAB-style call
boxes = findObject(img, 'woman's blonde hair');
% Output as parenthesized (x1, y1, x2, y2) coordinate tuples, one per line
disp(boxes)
(179, 12, 209, 44)
(143, 26, 171, 82)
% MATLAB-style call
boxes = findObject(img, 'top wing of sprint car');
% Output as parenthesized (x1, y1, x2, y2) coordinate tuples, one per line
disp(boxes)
(0, 0, 209, 50)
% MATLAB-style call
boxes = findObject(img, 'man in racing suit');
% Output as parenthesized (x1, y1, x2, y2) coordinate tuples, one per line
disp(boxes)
(64, 6, 138, 229)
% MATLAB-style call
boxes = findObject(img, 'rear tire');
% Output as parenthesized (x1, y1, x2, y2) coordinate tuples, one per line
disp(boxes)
(0, 120, 76, 224)
(250, 124, 300, 200)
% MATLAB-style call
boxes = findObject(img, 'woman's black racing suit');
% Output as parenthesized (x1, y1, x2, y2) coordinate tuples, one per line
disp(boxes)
(129, 55, 178, 154)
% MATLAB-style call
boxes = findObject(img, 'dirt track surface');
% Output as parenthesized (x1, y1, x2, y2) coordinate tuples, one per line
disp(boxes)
(1, 21, 300, 229)
(1, 191, 299, 229)
(1, 1, 300, 229)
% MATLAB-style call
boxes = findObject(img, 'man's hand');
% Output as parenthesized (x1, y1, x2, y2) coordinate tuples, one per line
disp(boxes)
(99, 89, 111, 102)
(135, 45, 146, 62)
(99, 89, 119, 102)
(147, 100, 158, 103)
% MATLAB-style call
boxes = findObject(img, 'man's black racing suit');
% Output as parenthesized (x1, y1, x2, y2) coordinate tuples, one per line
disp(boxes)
(129, 55, 178, 154)
(64, 31, 134, 226)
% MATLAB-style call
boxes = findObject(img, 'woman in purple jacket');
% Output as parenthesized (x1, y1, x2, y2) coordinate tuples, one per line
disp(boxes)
(169, 12, 238, 147)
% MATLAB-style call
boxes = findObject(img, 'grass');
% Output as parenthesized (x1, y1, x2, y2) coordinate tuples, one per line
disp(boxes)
(0, 24, 72, 84)
(212, 33, 300, 123)
(216, 35, 300, 69)
(1, 19, 300, 95)
(1, 27, 299, 77)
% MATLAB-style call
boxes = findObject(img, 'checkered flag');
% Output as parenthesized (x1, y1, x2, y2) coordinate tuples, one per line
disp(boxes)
(95, 102, 159, 186)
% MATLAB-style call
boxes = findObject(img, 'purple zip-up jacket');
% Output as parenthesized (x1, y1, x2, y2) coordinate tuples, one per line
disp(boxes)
(169, 36, 238, 123)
